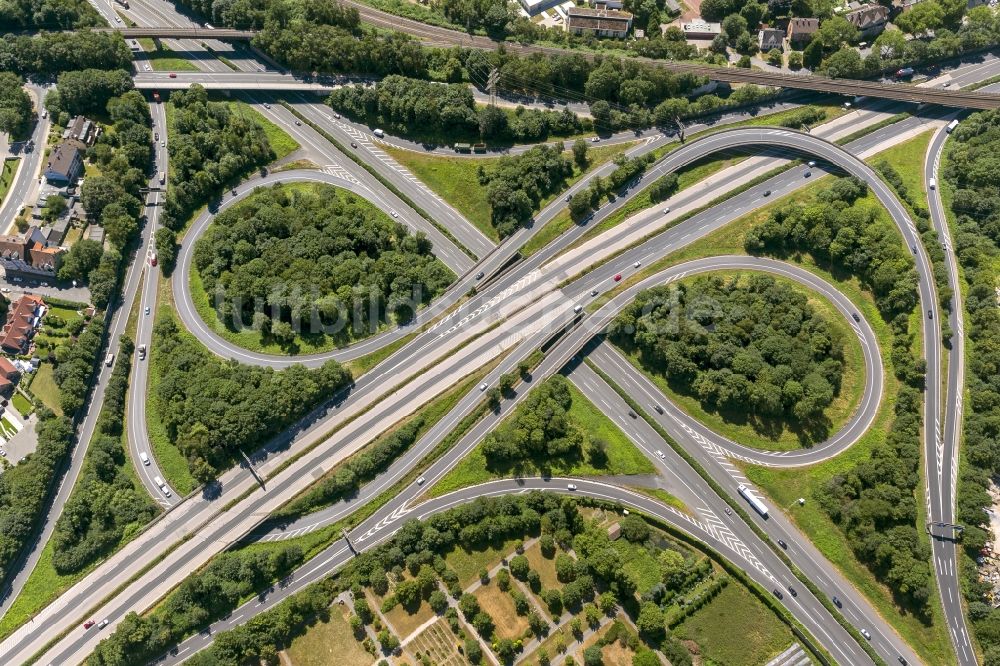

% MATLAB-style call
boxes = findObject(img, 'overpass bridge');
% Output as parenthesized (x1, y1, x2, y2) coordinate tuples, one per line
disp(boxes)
(107, 27, 254, 39)
(132, 72, 335, 92)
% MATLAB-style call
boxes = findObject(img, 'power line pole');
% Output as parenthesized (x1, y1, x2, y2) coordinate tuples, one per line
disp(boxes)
(486, 67, 500, 106)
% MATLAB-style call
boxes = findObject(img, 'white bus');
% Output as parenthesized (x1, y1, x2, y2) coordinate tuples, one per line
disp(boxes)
(946, 119, 960, 134)
(738, 483, 769, 518)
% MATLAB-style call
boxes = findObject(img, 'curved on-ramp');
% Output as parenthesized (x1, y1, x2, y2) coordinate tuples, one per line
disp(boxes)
(11, 127, 942, 666)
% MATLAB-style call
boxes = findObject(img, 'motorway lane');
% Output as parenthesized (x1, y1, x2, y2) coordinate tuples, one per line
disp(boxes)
(259, 256, 882, 540)
(167, 255, 893, 665)
(926, 118, 974, 664)
(286, 99, 496, 259)
(126, 99, 175, 507)
(2, 120, 955, 661)
(11, 280, 577, 664)
(244, 95, 485, 267)
(586, 341, 923, 662)
(165, 474, 871, 666)
(166, 95, 921, 369)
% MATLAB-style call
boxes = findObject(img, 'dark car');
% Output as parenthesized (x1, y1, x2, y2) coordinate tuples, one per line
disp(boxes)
(763, 190, 771, 197)
(350, 142, 358, 148)
(773, 589, 783, 600)
(928, 309, 933, 319)
(788, 586, 797, 597)
(832, 595, 842, 607)
(778, 539, 787, 549)
(475, 271, 484, 280)
(852, 313, 861, 322)
(653, 404, 664, 414)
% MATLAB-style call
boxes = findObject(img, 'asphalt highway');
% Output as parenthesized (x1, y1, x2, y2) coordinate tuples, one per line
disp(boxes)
(164, 255, 901, 666)
(7, 46, 1000, 660)
(5, 124, 940, 666)
(926, 117, 974, 664)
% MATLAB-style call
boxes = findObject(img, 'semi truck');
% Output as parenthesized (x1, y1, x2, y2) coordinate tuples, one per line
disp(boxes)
(738, 483, 769, 518)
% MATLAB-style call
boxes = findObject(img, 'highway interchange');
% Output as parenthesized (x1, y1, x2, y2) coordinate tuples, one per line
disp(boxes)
(1, 1, 998, 663)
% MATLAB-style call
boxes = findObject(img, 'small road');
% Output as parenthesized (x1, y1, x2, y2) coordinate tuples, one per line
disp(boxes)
(0, 85, 49, 232)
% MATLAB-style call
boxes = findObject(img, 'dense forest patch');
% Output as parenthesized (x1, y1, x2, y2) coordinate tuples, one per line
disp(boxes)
(192, 183, 452, 350)
(611, 273, 847, 446)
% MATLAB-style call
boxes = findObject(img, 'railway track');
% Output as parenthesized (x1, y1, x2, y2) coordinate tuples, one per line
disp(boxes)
(344, 0, 1000, 110)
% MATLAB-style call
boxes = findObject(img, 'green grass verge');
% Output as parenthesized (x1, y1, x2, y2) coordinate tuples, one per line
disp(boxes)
(28, 363, 62, 416)
(12, 392, 32, 418)
(136, 39, 199, 72)
(230, 101, 299, 161)
(146, 278, 198, 495)
(383, 142, 634, 243)
(429, 379, 655, 498)
(0, 158, 18, 210)
(675, 580, 795, 666)
(614, 270, 866, 452)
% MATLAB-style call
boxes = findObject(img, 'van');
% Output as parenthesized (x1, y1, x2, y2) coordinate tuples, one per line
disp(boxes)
(104, 353, 114, 367)
(154, 476, 164, 487)
(946, 119, 959, 134)
(929, 178, 936, 190)
(139, 452, 150, 466)
(373, 128, 385, 138)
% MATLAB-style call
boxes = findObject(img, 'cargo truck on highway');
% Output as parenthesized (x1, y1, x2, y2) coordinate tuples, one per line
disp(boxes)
(738, 483, 769, 518)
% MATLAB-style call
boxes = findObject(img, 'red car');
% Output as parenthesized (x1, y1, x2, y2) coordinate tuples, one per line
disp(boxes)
(83, 619, 96, 629)
(168, 72, 177, 78)
(613, 274, 622, 282)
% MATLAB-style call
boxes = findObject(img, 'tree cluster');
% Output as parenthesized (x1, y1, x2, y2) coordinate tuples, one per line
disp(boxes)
(742, 176, 931, 615)
(161, 85, 275, 231)
(0, 72, 33, 137)
(0, 30, 132, 76)
(481, 375, 584, 465)
(61, 89, 152, 306)
(937, 110, 1000, 661)
(88, 544, 306, 666)
(46, 68, 133, 118)
(478, 143, 574, 237)
(51, 337, 158, 574)
(0, 0, 103, 29)
(611, 274, 845, 440)
(328, 75, 586, 144)
(745, 176, 919, 318)
(569, 152, 655, 220)
(151, 316, 353, 482)
(51, 313, 105, 415)
(0, 410, 75, 585)
(194, 184, 451, 344)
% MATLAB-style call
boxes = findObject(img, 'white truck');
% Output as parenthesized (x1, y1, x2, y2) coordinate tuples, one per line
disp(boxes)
(738, 483, 769, 518)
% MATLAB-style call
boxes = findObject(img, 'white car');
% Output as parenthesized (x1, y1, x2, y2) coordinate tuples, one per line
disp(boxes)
(479, 383, 488, 392)
(807, 160, 816, 167)
(633, 261, 641, 268)
(662, 207, 670, 214)
(416, 476, 425, 485)
(97, 619, 109, 629)
(860, 629, 872, 640)
(0, 449, 6, 457)
(390, 210, 398, 218)
(655, 450, 665, 459)
(567, 483, 578, 491)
